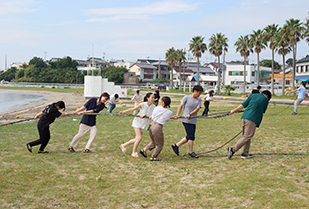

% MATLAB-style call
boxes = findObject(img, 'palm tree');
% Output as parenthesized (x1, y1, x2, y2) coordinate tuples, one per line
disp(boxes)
(175, 49, 187, 91)
(249, 29, 267, 85)
(209, 33, 228, 95)
(303, 19, 309, 46)
(165, 47, 178, 89)
(235, 35, 252, 94)
(189, 36, 207, 85)
(264, 24, 279, 95)
(283, 19, 304, 91)
(275, 27, 291, 95)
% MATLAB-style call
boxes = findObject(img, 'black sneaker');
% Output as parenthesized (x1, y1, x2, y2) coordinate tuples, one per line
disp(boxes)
(171, 144, 179, 156)
(227, 147, 234, 159)
(241, 154, 253, 159)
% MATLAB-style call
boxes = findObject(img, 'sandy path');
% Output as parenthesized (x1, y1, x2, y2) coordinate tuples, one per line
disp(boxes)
(0, 89, 87, 124)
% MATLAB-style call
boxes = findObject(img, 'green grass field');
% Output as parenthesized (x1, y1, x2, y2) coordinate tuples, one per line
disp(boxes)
(1, 100, 309, 208)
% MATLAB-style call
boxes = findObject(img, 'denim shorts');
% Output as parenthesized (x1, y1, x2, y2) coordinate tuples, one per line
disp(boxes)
(182, 122, 196, 141)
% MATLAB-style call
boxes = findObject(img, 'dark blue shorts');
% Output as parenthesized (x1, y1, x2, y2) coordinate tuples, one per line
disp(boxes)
(182, 122, 196, 141)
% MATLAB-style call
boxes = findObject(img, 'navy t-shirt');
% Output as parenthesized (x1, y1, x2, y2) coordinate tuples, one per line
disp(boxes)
(80, 97, 105, 126)
(37, 104, 62, 129)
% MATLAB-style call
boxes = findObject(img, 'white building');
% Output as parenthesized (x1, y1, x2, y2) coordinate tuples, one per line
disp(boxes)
(224, 63, 255, 85)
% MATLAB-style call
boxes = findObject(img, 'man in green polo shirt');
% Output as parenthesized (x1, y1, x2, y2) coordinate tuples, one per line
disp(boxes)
(227, 90, 272, 159)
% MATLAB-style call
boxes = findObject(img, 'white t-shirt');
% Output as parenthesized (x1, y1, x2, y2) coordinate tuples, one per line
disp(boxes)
(151, 106, 173, 125)
(205, 94, 213, 101)
(108, 94, 120, 104)
(133, 94, 143, 102)
(132, 102, 156, 129)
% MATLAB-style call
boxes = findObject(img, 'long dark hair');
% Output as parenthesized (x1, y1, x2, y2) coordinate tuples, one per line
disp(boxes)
(143, 92, 153, 102)
(98, 92, 110, 106)
(209, 90, 214, 96)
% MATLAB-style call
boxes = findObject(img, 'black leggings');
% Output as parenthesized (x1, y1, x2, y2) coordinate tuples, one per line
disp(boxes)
(29, 126, 51, 151)
(202, 101, 210, 116)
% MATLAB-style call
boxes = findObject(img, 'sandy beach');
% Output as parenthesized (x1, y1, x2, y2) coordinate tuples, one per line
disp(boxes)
(0, 89, 87, 124)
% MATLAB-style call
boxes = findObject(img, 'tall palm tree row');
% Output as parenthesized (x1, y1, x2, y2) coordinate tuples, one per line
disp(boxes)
(303, 19, 309, 45)
(264, 24, 279, 95)
(165, 47, 177, 89)
(249, 29, 267, 85)
(175, 49, 187, 91)
(235, 35, 252, 94)
(274, 27, 292, 95)
(189, 36, 207, 85)
(208, 33, 229, 95)
(283, 18, 304, 91)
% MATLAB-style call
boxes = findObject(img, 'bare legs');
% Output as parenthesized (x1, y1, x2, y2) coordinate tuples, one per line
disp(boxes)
(120, 127, 143, 157)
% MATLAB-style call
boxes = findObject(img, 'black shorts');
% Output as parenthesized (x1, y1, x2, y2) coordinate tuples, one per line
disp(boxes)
(182, 122, 196, 141)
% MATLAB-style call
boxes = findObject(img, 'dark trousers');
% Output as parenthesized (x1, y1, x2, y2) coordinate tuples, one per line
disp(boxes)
(29, 126, 51, 151)
(202, 101, 210, 116)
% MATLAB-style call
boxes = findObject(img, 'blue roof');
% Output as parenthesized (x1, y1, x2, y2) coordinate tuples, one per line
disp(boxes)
(295, 75, 309, 80)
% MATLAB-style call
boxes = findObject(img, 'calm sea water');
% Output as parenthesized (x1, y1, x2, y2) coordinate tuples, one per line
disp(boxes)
(0, 91, 46, 113)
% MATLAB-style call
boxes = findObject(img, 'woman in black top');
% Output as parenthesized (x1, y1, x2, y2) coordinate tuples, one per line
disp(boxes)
(153, 90, 160, 106)
(26, 101, 68, 153)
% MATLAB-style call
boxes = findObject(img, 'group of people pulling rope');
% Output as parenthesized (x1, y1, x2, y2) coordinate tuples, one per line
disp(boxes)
(20, 84, 278, 161)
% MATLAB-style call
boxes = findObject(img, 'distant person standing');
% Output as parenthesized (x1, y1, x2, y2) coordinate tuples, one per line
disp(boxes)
(202, 90, 214, 116)
(108, 94, 119, 113)
(227, 90, 272, 159)
(246, 85, 261, 97)
(26, 101, 68, 154)
(171, 85, 203, 158)
(153, 90, 160, 106)
(131, 90, 143, 115)
(288, 82, 307, 115)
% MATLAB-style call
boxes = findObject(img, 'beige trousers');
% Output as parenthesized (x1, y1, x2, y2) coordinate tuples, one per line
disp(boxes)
(70, 124, 97, 150)
(145, 121, 164, 158)
(232, 119, 256, 155)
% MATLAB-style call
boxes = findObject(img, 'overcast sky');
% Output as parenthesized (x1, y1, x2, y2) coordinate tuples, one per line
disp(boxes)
(0, 0, 308, 70)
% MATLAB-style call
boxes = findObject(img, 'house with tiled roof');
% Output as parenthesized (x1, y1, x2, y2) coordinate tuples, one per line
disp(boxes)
(10, 62, 29, 69)
(129, 62, 157, 82)
(295, 55, 309, 81)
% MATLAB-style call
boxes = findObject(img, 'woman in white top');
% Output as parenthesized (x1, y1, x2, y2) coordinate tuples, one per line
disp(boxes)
(202, 90, 214, 116)
(118, 92, 156, 157)
(130, 90, 143, 115)
(139, 96, 173, 161)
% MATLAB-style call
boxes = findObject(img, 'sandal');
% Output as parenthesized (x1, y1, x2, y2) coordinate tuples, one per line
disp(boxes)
(150, 157, 161, 161)
(188, 152, 199, 158)
(131, 152, 139, 158)
(84, 149, 93, 153)
(119, 145, 126, 154)
(139, 149, 147, 158)
(68, 147, 76, 153)
(26, 143, 32, 153)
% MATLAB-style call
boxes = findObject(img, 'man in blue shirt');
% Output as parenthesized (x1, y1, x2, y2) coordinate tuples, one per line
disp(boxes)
(227, 90, 272, 159)
(288, 82, 307, 115)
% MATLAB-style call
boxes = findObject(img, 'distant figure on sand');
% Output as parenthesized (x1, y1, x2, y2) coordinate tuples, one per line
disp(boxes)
(131, 90, 143, 115)
(246, 85, 261, 97)
(119, 93, 156, 158)
(288, 82, 306, 115)
(202, 90, 214, 116)
(108, 94, 119, 113)
(26, 101, 68, 154)
(68, 92, 110, 153)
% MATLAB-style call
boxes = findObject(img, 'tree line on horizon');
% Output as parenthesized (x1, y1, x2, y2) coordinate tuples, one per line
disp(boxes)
(0, 56, 128, 84)
(165, 16, 309, 95)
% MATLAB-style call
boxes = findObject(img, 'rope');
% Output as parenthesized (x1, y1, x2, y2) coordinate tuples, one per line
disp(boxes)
(182, 130, 243, 157)
(0, 117, 35, 127)
(194, 152, 308, 158)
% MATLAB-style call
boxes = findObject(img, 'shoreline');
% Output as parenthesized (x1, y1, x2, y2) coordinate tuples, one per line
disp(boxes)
(0, 89, 87, 124)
